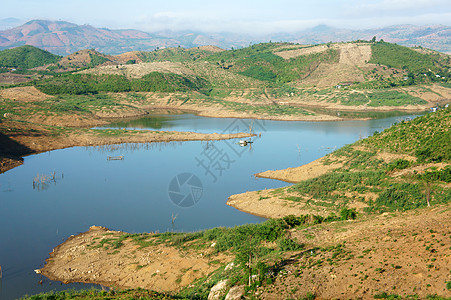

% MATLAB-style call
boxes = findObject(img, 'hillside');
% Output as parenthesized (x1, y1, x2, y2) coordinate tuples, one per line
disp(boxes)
(288, 24, 451, 54)
(0, 41, 450, 124)
(230, 107, 451, 217)
(0, 20, 450, 55)
(56, 49, 117, 69)
(0, 45, 60, 69)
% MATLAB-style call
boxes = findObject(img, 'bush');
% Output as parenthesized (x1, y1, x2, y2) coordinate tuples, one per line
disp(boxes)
(276, 237, 304, 251)
(340, 208, 357, 220)
(386, 159, 410, 171)
(35, 72, 212, 95)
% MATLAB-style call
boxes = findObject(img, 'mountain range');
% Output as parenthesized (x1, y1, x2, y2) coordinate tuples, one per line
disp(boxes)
(0, 20, 449, 55)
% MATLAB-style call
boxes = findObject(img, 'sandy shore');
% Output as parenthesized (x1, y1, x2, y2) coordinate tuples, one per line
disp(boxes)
(39, 226, 232, 292)
(256, 156, 342, 183)
(227, 157, 343, 219)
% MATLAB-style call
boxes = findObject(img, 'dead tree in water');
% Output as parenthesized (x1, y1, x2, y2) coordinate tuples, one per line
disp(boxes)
(171, 213, 178, 225)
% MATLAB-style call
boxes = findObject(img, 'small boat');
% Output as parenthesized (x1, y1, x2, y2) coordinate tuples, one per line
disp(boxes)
(239, 140, 253, 147)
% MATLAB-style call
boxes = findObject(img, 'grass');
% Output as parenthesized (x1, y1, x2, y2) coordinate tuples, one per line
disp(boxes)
(360, 107, 450, 162)
(211, 98, 315, 116)
(339, 90, 427, 107)
(21, 288, 178, 300)
(285, 108, 451, 214)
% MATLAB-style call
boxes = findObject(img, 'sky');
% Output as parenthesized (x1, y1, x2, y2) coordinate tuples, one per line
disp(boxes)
(1, 0, 451, 33)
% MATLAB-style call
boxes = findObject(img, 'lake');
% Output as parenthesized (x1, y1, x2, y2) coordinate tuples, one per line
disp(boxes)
(0, 112, 420, 299)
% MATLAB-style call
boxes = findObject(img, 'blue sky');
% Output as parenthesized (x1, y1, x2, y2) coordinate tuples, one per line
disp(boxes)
(2, 0, 450, 33)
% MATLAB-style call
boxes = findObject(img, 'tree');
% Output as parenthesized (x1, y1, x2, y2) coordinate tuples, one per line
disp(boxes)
(371, 36, 377, 43)
(235, 235, 260, 286)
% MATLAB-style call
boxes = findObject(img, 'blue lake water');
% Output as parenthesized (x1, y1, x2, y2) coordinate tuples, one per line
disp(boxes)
(0, 112, 420, 299)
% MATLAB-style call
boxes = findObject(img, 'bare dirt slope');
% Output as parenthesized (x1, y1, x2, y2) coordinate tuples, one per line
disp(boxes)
(296, 43, 374, 88)
(114, 51, 145, 64)
(274, 43, 371, 65)
(258, 205, 451, 299)
(190, 45, 224, 52)
(58, 49, 116, 68)
(39, 226, 232, 292)
(274, 45, 330, 60)
(79, 62, 195, 78)
(0, 86, 52, 102)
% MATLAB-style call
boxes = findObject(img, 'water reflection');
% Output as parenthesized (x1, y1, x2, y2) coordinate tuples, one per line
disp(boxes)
(32, 171, 64, 191)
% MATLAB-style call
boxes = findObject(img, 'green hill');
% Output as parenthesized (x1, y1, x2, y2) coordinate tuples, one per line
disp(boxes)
(289, 107, 451, 213)
(137, 41, 450, 89)
(369, 41, 451, 83)
(0, 45, 61, 69)
(2, 41, 450, 118)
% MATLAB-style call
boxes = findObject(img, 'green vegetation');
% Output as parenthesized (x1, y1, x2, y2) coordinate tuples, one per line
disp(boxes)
(362, 108, 451, 162)
(88, 53, 110, 67)
(0, 45, 61, 69)
(288, 107, 451, 213)
(206, 43, 339, 85)
(21, 288, 177, 300)
(340, 90, 427, 106)
(370, 42, 450, 83)
(34, 72, 212, 95)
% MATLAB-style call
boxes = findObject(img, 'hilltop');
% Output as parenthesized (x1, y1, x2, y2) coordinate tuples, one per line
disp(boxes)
(0, 45, 60, 69)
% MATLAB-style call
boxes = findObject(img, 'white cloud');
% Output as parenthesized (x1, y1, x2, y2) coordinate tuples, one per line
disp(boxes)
(130, 9, 451, 34)
(348, 0, 450, 16)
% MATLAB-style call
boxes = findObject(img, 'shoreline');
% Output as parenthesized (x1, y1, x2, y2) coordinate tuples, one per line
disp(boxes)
(0, 119, 254, 173)
(1, 99, 425, 175)
(39, 226, 232, 292)
(226, 157, 344, 219)
(38, 206, 451, 299)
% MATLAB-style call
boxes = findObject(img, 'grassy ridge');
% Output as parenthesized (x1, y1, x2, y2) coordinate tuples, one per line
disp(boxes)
(34, 72, 212, 95)
(0, 45, 61, 69)
(361, 107, 451, 162)
(370, 42, 451, 80)
(138, 47, 221, 63)
(340, 90, 427, 106)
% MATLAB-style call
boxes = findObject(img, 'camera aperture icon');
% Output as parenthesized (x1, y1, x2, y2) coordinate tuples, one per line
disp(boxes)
(168, 173, 203, 207)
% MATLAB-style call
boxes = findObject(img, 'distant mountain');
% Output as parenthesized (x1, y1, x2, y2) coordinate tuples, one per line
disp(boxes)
(285, 24, 451, 54)
(0, 20, 177, 55)
(0, 20, 449, 55)
(0, 18, 23, 30)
